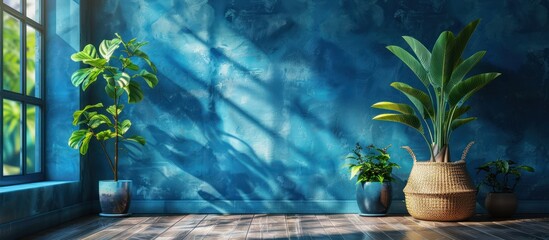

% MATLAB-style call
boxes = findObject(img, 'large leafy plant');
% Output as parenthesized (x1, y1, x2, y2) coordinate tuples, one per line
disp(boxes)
(68, 34, 158, 181)
(345, 143, 399, 183)
(476, 159, 534, 193)
(372, 19, 501, 162)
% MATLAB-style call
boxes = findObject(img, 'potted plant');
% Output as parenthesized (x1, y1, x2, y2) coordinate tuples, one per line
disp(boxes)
(371, 19, 501, 221)
(68, 33, 158, 216)
(345, 143, 399, 216)
(476, 159, 534, 218)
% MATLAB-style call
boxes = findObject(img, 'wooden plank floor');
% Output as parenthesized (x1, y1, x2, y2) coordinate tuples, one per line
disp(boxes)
(24, 214, 549, 240)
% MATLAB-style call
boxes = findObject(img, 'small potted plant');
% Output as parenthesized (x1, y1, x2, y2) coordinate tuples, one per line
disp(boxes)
(476, 159, 535, 218)
(68, 33, 158, 216)
(345, 143, 399, 216)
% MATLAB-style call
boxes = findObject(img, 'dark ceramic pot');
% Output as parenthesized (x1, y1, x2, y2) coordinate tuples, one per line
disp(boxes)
(485, 192, 517, 218)
(99, 180, 132, 217)
(356, 182, 392, 216)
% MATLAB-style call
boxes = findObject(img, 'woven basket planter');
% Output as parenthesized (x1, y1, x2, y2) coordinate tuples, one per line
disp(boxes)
(402, 143, 477, 221)
(403, 142, 477, 221)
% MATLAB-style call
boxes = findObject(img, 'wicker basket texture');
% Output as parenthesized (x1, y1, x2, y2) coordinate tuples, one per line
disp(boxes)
(404, 160, 477, 221)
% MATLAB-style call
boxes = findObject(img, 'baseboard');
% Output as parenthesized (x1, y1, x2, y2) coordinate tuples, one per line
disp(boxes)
(129, 200, 407, 214)
(129, 200, 549, 214)
(0, 201, 93, 239)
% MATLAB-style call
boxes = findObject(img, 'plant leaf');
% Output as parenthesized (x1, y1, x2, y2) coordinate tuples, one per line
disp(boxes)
(106, 104, 124, 116)
(518, 166, 535, 172)
(429, 31, 455, 88)
(445, 51, 486, 94)
(138, 69, 159, 88)
(371, 101, 415, 115)
(123, 80, 144, 103)
(450, 19, 480, 69)
(121, 57, 139, 71)
(118, 119, 132, 135)
(105, 83, 124, 99)
(125, 135, 146, 145)
(71, 44, 98, 62)
(133, 49, 157, 73)
(68, 129, 88, 149)
(99, 38, 122, 60)
(386, 45, 429, 88)
(96, 129, 116, 141)
(72, 103, 104, 125)
(402, 36, 431, 72)
(448, 72, 501, 107)
(373, 113, 424, 134)
(80, 132, 94, 155)
(350, 165, 362, 179)
(89, 114, 113, 128)
(390, 82, 434, 119)
(450, 117, 477, 131)
(114, 72, 131, 88)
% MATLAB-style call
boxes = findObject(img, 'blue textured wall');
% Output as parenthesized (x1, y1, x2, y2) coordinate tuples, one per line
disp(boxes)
(87, 0, 549, 212)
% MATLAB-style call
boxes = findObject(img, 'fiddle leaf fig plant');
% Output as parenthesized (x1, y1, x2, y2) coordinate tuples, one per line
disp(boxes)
(372, 19, 501, 162)
(68, 33, 158, 181)
(345, 143, 399, 183)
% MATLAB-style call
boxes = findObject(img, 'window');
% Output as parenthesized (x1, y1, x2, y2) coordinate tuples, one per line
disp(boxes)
(1, 0, 43, 185)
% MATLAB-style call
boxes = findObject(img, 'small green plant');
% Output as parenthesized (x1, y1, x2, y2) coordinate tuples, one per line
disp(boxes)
(476, 159, 534, 193)
(345, 143, 399, 183)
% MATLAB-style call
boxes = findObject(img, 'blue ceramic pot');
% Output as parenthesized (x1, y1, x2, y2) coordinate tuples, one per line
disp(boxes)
(356, 181, 392, 216)
(99, 180, 132, 217)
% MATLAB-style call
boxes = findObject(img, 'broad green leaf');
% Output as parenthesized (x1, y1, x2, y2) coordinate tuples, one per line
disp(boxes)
(72, 103, 104, 125)
(429, 31, 455, 88)
(70, 44, 98, 62)
(450, 117, 477, 131)
(123, 80, 144, 103)
(82, 58, 107, 68)
(99, 38, 122, 60)
(371, 101, 415, 115)
(96, 130, 116, 141)
(134, 49, 157, 73)
(138, 69, 159, 88)
(114, 72, 131, 88)
(118, 119, 131, 135)
(82, 68, 103, 91)
(68, 129, 88, 149)
(125, 135, 146, 145)
(105, 83, 124, 99)
(80, 132, 94, 155)
(106, 104, 124, 116)
(448, 72, 501, 107)
(445, 51, 486, 94)
(71, 68, 92, 87)
(121, 57, 139, 71)
(373, 113, 424, 134)
(350, 165, 362, 179)
(450, 19, 480, 68)
(402, 36, 431, 71)
(390, 82, 434, 119)
(89, 114, 113, 128)
(386, 45, 429, 88)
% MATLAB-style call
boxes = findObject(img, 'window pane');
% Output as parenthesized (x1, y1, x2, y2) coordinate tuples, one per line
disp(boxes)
(3, 99, 22, 176)
(3, 12, 21, 93)
(25, 104, 40, 173)
(3, 0, 21, 12)
(26, 25, 40, 97)
(26, 0, 40, 23)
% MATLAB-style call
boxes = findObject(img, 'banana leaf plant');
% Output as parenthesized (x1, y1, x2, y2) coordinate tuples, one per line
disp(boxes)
(372, 19, 500, 162)
(68, 33, 158, 181)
